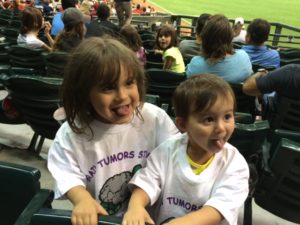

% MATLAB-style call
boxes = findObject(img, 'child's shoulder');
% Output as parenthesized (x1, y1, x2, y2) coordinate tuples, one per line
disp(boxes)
(140, 102, 167, 117)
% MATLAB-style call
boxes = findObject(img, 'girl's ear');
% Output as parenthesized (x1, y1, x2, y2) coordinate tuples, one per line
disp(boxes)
(175, 117, 187, 133)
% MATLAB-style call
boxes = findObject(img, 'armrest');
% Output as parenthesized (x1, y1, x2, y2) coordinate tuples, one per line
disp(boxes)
(31, 208, 123, 225)
(14, 189, 54, 225)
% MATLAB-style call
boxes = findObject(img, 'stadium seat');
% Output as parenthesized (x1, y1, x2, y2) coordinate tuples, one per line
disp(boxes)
(280, 58, 300, 66)
(145, 94, 160, 106)
(0, 161, 53, 225)
(0, 74, 62, 155)
(229, 82, 257, 120)
(42, 51, 69, 77)
(145, 68, 186, 116)
(243, 134, 300, 225)
(279, 48, 300, 59)
(263, 95, 300, 131)
(6, 45, 46, 75)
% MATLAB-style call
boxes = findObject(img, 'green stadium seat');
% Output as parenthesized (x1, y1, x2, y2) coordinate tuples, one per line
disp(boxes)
(0, 74, 62, 155)
(0, 161, 53, 225)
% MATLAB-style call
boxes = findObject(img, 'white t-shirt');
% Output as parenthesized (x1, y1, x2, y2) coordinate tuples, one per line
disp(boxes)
(47, 103, 178, 215)
(129, 132, 249, 225)
(232, 29, 247, 43)
(17, 33, 45, 48)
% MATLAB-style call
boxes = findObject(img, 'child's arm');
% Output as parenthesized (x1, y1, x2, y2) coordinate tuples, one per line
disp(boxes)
(163, 56, 175, 70)
(66, 185, 109, 225)
(163, 206, 223, 225)
(122, 187, 155, 225)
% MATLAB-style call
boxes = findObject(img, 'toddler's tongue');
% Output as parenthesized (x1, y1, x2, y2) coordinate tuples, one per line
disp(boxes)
(114, 105, 130, 116)
(213, 139, 224, 149)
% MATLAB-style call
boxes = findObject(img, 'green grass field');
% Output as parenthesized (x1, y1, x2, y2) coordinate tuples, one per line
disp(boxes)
(148, 0, 300, 28)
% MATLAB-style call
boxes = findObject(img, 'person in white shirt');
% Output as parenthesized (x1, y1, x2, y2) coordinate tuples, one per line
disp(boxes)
(123, 74, 249, 225)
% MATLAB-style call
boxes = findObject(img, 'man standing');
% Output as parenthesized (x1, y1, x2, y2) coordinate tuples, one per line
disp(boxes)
(114, 0, 132, 27)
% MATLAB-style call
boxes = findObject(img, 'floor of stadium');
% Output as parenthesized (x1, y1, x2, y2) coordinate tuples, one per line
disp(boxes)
(0, 123, 298, 225)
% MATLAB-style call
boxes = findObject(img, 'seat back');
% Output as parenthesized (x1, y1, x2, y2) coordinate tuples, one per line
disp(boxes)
(229, 120, 269, 160)
(30, 209, 122, 225)
(43, 51, 69, 77)
(7, 45, 46, 75)
(254, 138, 300, 223)
(229, 82, 256, 118)
(0, 161, 41, 225)
(279, 49, 300, 59)
(145, 94, 160, 106)
(280, 58, 300, 66)
(267, 129, 300, 163)
(266, 96, 300, 131)
(0, 74, 62, 154)
(145, 68, 186, 115)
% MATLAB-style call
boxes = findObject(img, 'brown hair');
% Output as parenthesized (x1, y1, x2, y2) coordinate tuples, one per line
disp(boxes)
(120, 25, 142, 52)
(20, 7, 43, 35)
(173, 74, 236, 121)
(61, 37, 146, 134)
(247, 18, 270, 45)
(201, 14, 235, 63)
(156, 24, 178, 50)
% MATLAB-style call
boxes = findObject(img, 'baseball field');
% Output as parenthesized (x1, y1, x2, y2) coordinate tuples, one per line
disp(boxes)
(147, 0, 300, 28)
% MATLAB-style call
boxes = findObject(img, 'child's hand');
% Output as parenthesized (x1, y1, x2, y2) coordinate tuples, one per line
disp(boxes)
(44, 21, 52, 34)
(122, 206, 154, 225)
(154, 49, 163, 55)
(71, 198, 108, 225)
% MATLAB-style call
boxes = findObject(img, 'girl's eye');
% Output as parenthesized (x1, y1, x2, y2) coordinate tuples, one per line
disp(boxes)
(224, 113, 233, 121)
(100, 84, 115, 92)
(126, 78, 136, 86)
(203, 116, 214, 124)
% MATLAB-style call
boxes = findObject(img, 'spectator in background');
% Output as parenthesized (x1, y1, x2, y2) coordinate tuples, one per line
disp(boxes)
(51, 0, 76, 36)
(120, 25, 146, 65)
(232, 17, 247, 43)
(52, 8, 85, 52)
(242, 18, 280, 68)
(85, 3, 120, 38)
(42, 0, 54, 15)
(17, 7, 54, 51)
(243, 64, 300, 112)
(186, 14, 252, 83)
(79, 0, 92, 24)
(114, 0, 132, 27)
(179, 13, 211, 63)
(132, 3, 143, 14)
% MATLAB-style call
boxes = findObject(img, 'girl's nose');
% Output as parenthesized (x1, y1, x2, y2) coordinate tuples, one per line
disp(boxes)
(215, 120, 226, 133)
(116, 87, 127, 100)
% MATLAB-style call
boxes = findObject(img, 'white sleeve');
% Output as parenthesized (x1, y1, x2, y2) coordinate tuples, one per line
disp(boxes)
(205, 150, 249, 225)
(47, 123, 86, 199)
(129, 143, 168, 205)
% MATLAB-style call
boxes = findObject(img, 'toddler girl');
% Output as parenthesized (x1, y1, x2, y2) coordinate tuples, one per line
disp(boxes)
(47, 37, 178, 225)
(155, 24, 185, 73)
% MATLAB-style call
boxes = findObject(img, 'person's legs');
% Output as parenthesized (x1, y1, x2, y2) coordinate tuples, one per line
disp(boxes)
(123, 1, 132, 26)
(115, 2, 125, 27)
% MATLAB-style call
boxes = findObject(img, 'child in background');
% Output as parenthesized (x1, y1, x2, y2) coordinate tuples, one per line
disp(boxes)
(123, 74, 249, 225)
(120, 25, 146, 66)
(17, 7, 54, 51)
(47, 37, 178, 225)
(155, 24, 185, 73)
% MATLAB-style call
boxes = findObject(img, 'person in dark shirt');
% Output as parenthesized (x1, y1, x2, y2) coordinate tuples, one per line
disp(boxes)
(85, 3, 120, 38)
